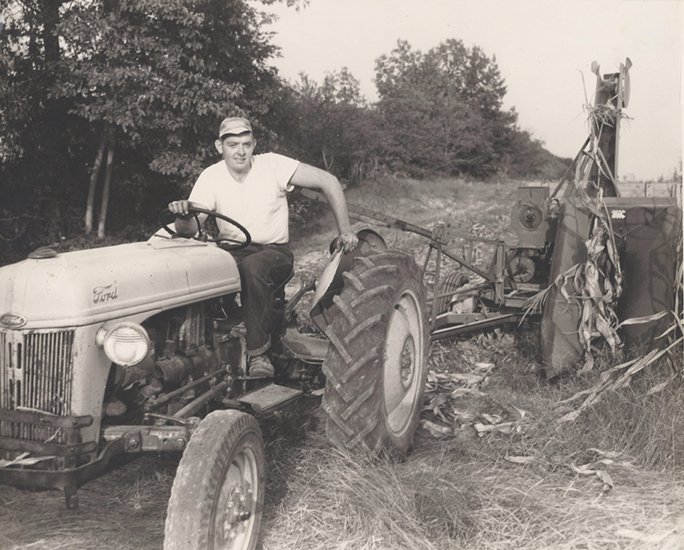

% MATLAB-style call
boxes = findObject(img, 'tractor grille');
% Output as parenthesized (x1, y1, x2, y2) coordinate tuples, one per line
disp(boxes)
(0, 329, 75, 443)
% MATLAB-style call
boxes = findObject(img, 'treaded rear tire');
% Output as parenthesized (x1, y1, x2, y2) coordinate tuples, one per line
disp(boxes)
(164, 410, 264, 550)
(322, 251, 429, 454)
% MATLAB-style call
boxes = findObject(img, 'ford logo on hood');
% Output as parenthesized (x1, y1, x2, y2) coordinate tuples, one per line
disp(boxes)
(0, 313, 27, 328)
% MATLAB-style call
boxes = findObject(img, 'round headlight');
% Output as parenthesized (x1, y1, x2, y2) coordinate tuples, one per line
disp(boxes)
(99, 322, 150, 367)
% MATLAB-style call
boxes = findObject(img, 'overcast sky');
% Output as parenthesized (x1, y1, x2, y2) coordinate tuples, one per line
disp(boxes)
(263, 0, 682, 181)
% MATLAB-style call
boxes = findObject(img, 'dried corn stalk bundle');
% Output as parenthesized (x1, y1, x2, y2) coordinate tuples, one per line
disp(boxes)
(556, 260, 682, 422)
(575, 72, 630, 197)
(571, 186, 623, 371)
(524, 105, 625, 370)
(523, 188, 623, 370)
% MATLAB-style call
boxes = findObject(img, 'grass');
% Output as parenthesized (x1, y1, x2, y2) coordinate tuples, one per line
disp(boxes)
(261, 334, 684, 550)
(2, 176, 682, 549)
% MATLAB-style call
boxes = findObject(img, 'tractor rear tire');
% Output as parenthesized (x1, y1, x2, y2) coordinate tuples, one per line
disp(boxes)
(322, 251, 429, 454)
(164, 410, 265, 550)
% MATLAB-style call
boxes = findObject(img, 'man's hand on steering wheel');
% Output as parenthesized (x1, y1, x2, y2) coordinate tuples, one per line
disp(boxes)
(168, 200, 193, 218)
(162, 201, 252, 251)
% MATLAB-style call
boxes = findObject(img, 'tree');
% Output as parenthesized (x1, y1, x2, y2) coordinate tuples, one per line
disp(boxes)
(0, 0, 80, 246)
(374, 39, 517, 177)
(53, 0, 282, 236)
(269, 68, 384, 185)
(500, 128, 570, 179)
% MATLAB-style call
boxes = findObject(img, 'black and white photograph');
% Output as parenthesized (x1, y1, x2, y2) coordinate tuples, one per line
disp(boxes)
(0, 1, 682, 548)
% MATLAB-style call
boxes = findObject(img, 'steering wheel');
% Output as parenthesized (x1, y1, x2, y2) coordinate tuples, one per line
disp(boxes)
(160, 205, 251, 251)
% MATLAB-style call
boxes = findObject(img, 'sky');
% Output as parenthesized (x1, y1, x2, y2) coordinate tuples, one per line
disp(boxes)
(263, 0, 682, 181)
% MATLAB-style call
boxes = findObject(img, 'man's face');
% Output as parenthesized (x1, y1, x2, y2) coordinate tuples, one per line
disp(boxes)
(215, 133, 255, 175)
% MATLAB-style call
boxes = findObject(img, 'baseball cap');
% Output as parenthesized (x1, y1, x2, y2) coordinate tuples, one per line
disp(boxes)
(218, 117, 252, 138)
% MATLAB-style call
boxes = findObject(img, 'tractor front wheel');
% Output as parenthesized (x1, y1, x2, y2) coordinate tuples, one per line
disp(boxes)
(164, 410, 265, 550)
(322, 251, 429, 454)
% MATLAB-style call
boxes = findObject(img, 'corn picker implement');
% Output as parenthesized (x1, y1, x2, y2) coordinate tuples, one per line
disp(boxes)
(314, 57, 681, 379)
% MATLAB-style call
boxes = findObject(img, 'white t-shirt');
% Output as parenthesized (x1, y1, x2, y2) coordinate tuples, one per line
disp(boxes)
(189, 153, 300, 244)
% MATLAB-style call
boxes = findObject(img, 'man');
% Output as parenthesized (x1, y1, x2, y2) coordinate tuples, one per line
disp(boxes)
(168, 116, 358, 377)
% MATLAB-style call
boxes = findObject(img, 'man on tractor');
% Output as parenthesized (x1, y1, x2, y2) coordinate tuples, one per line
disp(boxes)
(168, 116, 358, 378)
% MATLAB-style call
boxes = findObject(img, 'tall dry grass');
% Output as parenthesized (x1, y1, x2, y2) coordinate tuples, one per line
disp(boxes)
(261, 333, 684, 550)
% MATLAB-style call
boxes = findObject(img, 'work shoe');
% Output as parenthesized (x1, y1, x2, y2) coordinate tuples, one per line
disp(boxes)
(248, 354, 274, 378)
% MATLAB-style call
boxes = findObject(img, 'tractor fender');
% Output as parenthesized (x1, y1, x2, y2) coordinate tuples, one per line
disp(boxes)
(312, 229, 388, 326)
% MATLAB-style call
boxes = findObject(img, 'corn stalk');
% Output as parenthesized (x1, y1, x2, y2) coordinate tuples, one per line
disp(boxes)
(524, 104, 625, 370)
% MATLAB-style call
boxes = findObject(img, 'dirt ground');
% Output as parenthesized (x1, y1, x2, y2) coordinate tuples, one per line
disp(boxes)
(0, 397, 324, 550)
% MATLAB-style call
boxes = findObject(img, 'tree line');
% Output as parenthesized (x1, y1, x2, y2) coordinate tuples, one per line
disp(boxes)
(0, 0, 568, 261)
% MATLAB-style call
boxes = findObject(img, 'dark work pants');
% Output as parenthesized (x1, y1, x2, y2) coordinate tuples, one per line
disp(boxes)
(227, 243, 294, 356)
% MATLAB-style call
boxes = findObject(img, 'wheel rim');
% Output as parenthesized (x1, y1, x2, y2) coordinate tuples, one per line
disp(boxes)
(213, 445, 260, 550)
(383, 289, 425, 437)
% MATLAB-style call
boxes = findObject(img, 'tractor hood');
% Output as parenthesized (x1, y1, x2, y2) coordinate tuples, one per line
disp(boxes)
(0, 235, 241, 329)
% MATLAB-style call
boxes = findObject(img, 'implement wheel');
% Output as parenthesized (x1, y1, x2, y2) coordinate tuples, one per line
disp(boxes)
(434, 271, 469, 314)
(322, 251, 429, 454)
(164, 410, 264, 550)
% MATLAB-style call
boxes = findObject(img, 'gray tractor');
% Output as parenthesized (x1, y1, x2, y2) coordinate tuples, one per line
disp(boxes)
(0, 208, 429, 550)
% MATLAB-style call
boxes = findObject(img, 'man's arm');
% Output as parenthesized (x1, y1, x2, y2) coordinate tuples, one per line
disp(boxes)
(168, 200, 208, 237)
(289, 163, 358, 252)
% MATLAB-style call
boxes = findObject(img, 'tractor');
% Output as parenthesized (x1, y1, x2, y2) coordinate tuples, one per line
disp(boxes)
(0, 208, 429, 549)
